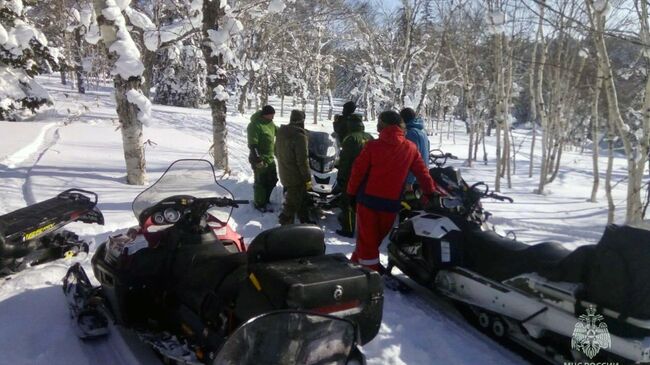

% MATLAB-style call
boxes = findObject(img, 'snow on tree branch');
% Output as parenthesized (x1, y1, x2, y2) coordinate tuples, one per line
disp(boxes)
(99, 0, 145, 79)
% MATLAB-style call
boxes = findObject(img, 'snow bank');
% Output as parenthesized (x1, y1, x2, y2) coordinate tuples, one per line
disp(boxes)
(0, 122, 56, 168)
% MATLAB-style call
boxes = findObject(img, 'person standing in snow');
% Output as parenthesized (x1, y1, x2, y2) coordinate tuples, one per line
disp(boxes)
(247, 105, 278, 212)
(275, 110, 312, 225)
(400, 107, 430, 193)
(347, 110, 443, 272)
(333, 101, 359, 144)
(335, 115, 373, 237)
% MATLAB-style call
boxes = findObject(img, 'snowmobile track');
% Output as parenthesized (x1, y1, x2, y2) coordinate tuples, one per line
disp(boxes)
(386, 273, 533, 364)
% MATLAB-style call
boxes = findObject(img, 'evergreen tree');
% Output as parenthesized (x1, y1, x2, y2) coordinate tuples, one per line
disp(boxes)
(154, 40, 206, 108)
(0, 0, 59, 120)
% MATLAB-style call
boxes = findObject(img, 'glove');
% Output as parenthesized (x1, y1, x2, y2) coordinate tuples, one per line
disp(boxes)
(306, 181, 312, 190)
(422, 193, 442, 210)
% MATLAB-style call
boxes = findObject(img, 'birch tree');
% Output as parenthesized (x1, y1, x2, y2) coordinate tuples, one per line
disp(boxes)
(93, 0, 152, 185)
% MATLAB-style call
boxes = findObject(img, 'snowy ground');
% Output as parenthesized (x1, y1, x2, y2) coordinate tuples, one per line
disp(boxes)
(0, 76, 642, 365)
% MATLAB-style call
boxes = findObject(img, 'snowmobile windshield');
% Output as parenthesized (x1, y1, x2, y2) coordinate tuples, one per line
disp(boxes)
(132, 159, 232, 224)
(213, 311, 358, 365)
(309, 131, 339, 173)
(309, 131, 338, 158)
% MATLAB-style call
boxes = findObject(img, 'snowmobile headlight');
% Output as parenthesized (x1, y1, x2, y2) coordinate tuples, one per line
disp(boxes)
(309, 157, 320, 171)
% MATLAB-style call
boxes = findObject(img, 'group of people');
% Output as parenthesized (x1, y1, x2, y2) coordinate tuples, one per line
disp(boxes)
(246, 102, 444, 272)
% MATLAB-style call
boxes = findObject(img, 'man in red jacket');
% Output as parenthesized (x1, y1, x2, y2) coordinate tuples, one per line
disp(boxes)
(347, 110, 442, 272)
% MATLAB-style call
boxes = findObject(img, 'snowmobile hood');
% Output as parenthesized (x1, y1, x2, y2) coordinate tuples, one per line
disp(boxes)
(379, 125, 406, 146)
(405, 117, 425, 131)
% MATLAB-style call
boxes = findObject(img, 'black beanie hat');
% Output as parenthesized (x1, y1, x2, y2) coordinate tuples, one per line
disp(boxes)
(342, 101, 356, 116)
(400, 107, 416, 123)
(261, 105, 275, 115)
(379, 110, 402, 125)
(289, 110, 305, 124)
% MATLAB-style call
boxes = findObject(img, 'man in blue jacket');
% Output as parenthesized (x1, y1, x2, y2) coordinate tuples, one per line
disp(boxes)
(400, 108, 430, 192)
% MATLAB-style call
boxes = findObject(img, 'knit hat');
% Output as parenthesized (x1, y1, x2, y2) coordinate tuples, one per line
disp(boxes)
(379, 110, 402, 125)
(261, 105, 275, 115)
(289, 110, 305, 124)
(399, 107, 416, 123)
(342, 101, 356, 116)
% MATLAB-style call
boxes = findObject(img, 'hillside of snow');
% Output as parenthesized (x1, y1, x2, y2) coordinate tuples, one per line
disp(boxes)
(0, 76, 639, 365)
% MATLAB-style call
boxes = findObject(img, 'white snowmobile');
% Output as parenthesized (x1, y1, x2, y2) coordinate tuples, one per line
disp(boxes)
(387, 151, 650, 364)
(307, 131, 341, 209)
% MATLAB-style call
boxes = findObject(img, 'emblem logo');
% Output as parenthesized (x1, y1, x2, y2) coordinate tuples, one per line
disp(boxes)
(333, 285, 343, 301)
(571, 306, 611, 359)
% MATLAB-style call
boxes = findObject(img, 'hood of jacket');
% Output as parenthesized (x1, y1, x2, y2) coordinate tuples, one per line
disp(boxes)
(405, 117, 425, 130)
(379, 125, 405, 146)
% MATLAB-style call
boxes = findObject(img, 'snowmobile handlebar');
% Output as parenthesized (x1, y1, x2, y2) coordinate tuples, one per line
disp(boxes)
(194, 197, 248, 208)
(429, 149, 458, 167)
(485, 192, 514, 203)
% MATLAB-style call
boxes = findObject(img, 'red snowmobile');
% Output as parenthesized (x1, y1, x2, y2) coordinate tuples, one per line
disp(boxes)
(63, 159, 382, 364)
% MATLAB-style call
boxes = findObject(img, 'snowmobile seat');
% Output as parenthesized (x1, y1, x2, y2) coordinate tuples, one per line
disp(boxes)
(247, 224, 325, 264)
(465, 230, 571, 281)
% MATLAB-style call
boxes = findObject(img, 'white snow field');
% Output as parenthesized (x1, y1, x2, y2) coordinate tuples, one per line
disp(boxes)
(0, 76, 640, 365)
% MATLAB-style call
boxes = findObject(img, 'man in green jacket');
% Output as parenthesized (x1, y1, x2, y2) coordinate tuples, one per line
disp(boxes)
(275, 110, 311, 225)
(333, 101, 357, 144)
(247, 105, 278, 212)
(336, 115, 373, 237)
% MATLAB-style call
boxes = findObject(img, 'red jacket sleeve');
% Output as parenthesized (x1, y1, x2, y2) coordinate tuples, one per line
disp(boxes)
(346, 143, 371, 196)
(409, 152, 438, 195)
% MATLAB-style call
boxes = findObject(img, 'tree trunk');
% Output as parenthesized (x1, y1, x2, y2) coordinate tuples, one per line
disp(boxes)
(606, 137, 615, 223)
(535, 6, 548, 194)
(589, 68, 603, 202)
(94, 0, 147, 185)
(73, 27, 86, 94)
(141, 49, 155, 98)
(201, 1, 228, 171)
(589, 1, 645, 223)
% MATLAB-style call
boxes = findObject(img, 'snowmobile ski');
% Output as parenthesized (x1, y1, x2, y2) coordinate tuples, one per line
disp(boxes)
(63, 263, 110, 339)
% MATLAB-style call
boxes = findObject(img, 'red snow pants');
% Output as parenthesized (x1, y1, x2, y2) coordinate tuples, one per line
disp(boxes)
(350, 203, 397, 271)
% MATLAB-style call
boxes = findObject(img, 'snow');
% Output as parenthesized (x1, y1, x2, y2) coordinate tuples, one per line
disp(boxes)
(124, 8, 155, 31)
(213, 84, 229, 101)
(0, 121, 55, 166)
(125, 89, 152, 126)
(0, 23, 8, 45)
(268, 0, 286, 13)
(0, 75, 643, 365)
(3, 0, 23, 15)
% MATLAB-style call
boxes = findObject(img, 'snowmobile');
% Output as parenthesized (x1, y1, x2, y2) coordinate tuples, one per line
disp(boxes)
(0, 189, 104, 276)
(388, 150, 650, 364)
(63, 159, 382, 364)
(307, 131, 341, 209)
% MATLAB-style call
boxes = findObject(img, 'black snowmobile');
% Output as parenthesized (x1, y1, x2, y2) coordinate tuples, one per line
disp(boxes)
(63, 159, 382, 364)
(307, 131, 341, 209)
(388, 150, 650, 364)
(0, 189, 104, 276)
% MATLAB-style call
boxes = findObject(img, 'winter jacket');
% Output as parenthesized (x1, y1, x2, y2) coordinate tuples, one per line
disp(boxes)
(337, 117, 373, 188)
(333, 113, 363, 144)
(347, 125, 438, 212)
(404, 117, 430, 185)
(247, 111, 278, 165)
(275, 124, 310, 187)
